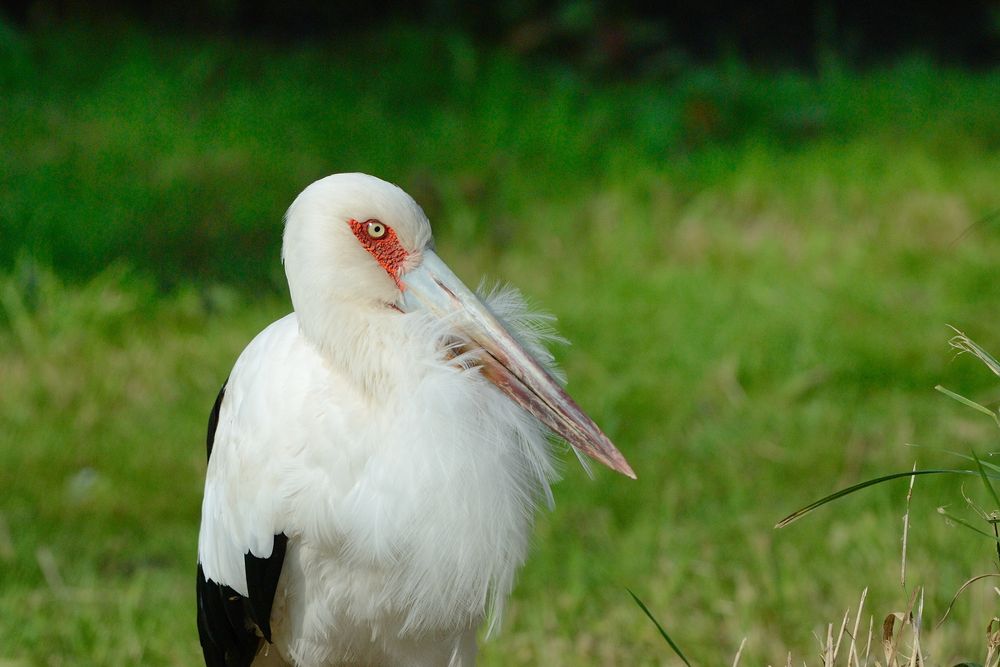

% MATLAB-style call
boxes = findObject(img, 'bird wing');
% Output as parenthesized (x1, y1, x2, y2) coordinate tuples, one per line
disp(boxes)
(197, 378, 290, 666)
(197, 314, 334, 665)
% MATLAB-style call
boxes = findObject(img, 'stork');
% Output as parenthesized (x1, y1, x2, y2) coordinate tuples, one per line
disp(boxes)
(196, 173, 634, 667)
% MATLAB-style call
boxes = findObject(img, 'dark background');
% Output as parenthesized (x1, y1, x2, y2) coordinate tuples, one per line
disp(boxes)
(5, 0, 999, 70)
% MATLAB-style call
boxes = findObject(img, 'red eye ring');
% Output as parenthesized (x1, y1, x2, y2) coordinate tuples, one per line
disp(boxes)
(347, 218, 409, 290)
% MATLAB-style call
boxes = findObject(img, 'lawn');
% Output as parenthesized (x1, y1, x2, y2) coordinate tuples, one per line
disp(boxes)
(2, 20, 1000, 665)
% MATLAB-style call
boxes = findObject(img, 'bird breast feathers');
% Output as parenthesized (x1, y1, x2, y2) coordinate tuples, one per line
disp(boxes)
(198, 285, 561, 631)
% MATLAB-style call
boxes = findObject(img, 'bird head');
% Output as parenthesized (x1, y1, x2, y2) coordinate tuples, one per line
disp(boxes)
(282, 173, 634, 478)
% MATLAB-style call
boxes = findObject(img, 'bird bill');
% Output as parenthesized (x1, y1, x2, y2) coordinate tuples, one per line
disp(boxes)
(400, 251, 635, 479)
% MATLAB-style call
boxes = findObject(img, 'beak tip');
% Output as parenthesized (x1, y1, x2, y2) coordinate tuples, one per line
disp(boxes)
(586, 436, 636, 479)
(611, 455, 637, 480)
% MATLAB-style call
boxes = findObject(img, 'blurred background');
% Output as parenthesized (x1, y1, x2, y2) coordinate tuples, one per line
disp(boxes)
(1, 1, 999, 664)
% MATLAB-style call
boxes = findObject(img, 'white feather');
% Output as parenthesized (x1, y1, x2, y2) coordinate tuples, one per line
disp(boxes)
(198, 173, 568, 667)
(199, 304, 559, 664)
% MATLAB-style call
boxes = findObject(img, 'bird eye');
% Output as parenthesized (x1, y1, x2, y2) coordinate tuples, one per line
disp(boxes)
(366, 221, 386, 239)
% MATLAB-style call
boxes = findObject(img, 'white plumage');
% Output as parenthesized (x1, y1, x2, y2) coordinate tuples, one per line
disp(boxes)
(196, 174, 632, 667)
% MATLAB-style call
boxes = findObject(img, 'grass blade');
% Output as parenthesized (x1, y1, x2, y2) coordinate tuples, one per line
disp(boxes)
(935, 573, 1000, 627)
(971, 450, 1000, 510)
(776, 469, 978, 528)
(628, 588, 693, 666)
(920, 447, 1000, 474)
(937, 506, 1000, 541)
(948, 327, 1000, 378)
(935, 385, 1000, 426)
(901, 463, 917, 587)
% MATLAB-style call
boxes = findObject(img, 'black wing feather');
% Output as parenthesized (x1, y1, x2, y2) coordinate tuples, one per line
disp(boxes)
(197, 564, 258, 667)
(205, 379, 228, 462)
(245, 532, 288, 643)
(197, 381, 289, 666)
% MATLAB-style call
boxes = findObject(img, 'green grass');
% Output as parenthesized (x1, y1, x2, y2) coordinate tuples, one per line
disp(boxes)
(2, 19, 1000, 666)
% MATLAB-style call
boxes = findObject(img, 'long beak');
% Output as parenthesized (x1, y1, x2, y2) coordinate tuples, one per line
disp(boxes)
(400, 250, 635, 479)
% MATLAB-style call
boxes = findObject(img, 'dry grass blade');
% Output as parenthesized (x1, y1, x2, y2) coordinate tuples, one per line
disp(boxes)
(848, 588, 868, 667)
(833, 608, 850, 663)
(880, 589, 924, 667)
(949, 327, 1000, 379)
(935, 574, 1000, 627)
(902, 464, 917, 588)
(882, 612, 902, 667)
(883, 612, 902, 667)
(910, 588, 924, 667)
(984, 617, 1000, 667)
(864, 614, 873, 666)
(732, 637, 747, 667)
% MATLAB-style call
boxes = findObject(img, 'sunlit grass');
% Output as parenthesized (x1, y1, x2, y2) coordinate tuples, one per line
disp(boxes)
(2, 19, 1000, 666)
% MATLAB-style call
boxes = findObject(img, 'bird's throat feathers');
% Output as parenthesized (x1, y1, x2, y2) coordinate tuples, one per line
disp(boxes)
(293, 304, 434, 401)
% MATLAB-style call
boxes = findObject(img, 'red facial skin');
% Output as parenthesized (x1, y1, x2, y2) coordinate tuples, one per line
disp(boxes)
(348, 219, 409, 290)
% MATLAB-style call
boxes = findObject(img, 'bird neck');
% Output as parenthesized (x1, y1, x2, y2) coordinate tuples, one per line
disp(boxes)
(297, 303, 432, 401)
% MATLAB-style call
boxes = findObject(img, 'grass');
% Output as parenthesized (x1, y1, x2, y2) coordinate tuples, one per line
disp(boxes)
(2, 18, 1000, 666)
(758, 331, 1000, 665)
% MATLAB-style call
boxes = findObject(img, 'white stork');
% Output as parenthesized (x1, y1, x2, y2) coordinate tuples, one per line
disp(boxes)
(196, 173, 634, 667)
